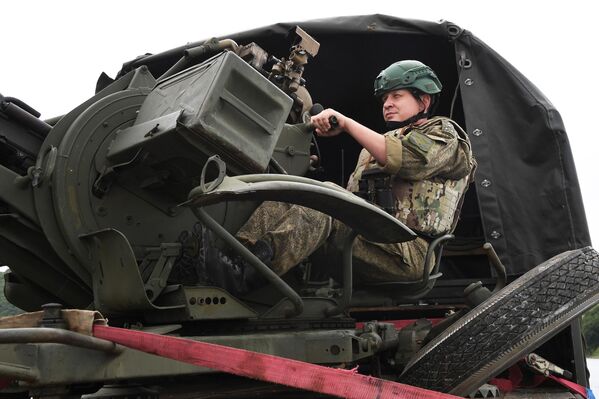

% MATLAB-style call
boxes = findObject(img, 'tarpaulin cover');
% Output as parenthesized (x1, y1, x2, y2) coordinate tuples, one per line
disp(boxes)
(118, 15, 590, 276)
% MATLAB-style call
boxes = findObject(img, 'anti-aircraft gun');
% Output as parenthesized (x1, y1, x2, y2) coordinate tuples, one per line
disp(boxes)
(1, 27, 326, 315)
(1, 16, 599, 399)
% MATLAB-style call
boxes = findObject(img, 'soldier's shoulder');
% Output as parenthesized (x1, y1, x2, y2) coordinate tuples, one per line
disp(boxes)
(417, 117, 461, 139)
(383, 129, 403, 140)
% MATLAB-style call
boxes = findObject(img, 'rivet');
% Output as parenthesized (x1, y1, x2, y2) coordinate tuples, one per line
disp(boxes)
(447, 25, 461, 36)
(464, 78, 474, 86)
(481, 179, 491, 188)
(472, 129, 483, 137)
(459, 58, 472, 69)
(330, 345, 341, 355)
(490, 230, 502, 239)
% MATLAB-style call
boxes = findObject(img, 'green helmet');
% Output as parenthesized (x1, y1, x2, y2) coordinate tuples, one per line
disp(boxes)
(373, 60, 442, 97)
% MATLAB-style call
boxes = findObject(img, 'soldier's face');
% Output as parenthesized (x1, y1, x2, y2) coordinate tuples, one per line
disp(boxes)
(381, 89, 427, 122)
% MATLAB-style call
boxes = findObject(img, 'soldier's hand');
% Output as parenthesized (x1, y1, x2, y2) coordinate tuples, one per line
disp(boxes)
(311, 108, 345, 137)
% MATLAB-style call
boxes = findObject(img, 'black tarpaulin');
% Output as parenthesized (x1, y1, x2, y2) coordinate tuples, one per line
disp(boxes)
(118, 15, 590, 276)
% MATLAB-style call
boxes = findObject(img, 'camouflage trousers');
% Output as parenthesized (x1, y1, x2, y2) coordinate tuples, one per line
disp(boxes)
(236, 201, 431, 283)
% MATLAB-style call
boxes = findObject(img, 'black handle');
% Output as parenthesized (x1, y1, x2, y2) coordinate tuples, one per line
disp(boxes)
(329, 115, 339, 129)
(308, 103, 339, 131)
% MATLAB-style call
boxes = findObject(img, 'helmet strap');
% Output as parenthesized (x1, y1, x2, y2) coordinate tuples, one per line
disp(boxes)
(385, 110, 428, 130)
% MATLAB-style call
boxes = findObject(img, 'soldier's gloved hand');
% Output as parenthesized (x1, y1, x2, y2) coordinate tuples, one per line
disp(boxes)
(311, 108, 345, 137)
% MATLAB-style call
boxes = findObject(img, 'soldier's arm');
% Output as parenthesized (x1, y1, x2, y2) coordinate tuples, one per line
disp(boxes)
(312, 109, 388, 166)
(386, 121, 472, 181)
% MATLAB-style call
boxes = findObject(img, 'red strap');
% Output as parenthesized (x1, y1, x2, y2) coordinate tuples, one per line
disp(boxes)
(490, 364, 524, 392)
(491, 363, 588, 399)
(93, 324, 461, 399)
(548, 375, 588, 399)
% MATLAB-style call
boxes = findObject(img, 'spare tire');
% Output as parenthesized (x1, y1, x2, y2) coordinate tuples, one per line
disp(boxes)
(399, 247, 599, 396)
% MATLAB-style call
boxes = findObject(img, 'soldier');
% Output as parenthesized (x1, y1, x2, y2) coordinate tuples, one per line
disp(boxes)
(211, 60, 476, 295)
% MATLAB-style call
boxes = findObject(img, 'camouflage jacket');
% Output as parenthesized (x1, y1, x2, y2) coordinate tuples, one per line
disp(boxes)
(347, 116, 476, 237)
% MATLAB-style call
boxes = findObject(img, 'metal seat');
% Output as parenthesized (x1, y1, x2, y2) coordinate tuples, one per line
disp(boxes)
(185, 168, 418, 317)
(356, 234, 455, 301)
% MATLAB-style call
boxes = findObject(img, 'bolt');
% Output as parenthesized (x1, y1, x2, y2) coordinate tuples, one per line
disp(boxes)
(330, 345, 341, 355)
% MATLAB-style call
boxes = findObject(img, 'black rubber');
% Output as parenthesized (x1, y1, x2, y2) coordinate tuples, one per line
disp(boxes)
(399, 247, 599, 396)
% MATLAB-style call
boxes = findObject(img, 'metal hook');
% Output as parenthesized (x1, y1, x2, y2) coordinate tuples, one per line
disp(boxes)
(199, 155, 227, 193)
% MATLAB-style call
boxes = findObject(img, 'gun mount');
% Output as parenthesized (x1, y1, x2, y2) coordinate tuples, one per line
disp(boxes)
(0, 30, 323, 317)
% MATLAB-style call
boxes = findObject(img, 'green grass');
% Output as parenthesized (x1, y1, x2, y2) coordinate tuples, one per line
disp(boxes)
(590, 346, 599, 359)
(583, 303, 599, 357)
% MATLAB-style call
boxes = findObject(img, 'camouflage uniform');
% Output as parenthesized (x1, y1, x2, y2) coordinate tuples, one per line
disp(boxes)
(237, 116, 475, 283)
